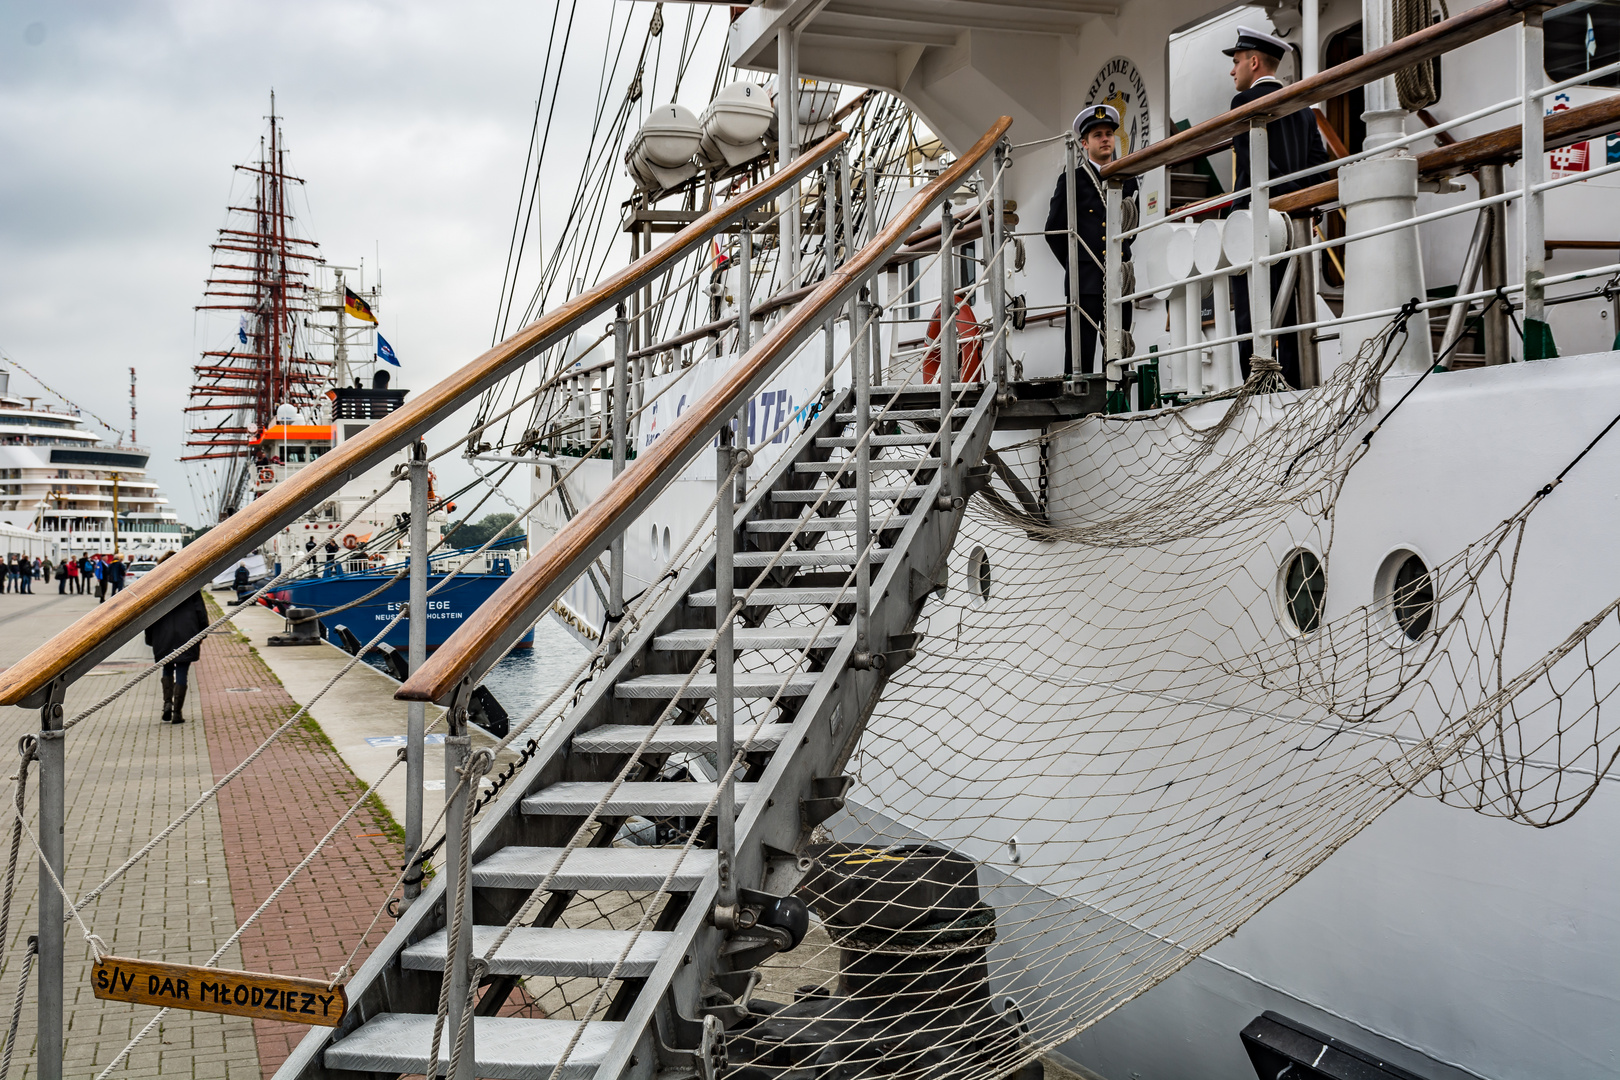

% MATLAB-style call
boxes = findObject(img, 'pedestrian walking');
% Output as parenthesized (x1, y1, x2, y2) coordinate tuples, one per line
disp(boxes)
(55, 556, 67, 594)
(94, 556, 107, 602)
(65, 556, 78, 593)
(144, 552, 207, 724)
(108, 554, 127, 597)
(77, 555, 89, 594)
(23, 556, 35, 594)
(233, 561, 251, 603)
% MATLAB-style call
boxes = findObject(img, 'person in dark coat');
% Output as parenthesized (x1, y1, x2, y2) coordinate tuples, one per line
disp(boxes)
(233, 561, 251, 602)
(144, 553, 208, 723)
(1045, 105, 1139, 377)
(107, 555, 125, 597)
(1224, 25, 1333, 387)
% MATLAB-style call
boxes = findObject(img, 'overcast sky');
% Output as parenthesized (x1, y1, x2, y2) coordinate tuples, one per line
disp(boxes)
(0, 0, 726, 525)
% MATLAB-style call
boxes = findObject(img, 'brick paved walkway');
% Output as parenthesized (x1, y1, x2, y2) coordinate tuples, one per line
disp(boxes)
(0, 592, 404, 1079)
(198, 617, 402, 1076)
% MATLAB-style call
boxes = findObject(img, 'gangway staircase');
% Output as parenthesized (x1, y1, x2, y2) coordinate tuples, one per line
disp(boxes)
(272, 115, 1016, 1079)
(295, 378, 998, 1079)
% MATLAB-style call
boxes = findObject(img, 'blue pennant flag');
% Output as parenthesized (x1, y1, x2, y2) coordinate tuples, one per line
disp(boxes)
(377, 334, 400, 367)
(237, 314, 249, 345)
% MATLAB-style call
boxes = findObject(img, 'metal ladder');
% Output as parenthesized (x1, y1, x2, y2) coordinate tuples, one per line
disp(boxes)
(284, 377, 998, 1079)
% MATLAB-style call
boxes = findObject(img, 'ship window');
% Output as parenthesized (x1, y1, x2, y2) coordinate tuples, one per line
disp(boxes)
(968, 546, 992, 601)
(650, 524, 659, 561)
(285, 447, 306, 463)
(662, 527, 671, 562)
(1279, 549, 1326, 634)
(1391, 554, 1435, 640)
(1546, 1, 1620, 89)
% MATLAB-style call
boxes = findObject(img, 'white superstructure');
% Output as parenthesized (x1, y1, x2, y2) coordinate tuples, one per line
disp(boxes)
(0, 369, 183, 556)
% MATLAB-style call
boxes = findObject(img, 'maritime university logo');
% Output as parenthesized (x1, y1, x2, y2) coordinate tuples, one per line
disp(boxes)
(1087, 56, 1151, 156)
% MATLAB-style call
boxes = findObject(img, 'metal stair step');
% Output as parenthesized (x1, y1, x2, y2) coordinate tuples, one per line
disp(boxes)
(731, 549, 886, 567)
(795, 458, 939, 473)
(747, 515, 911, 533)
(522, 781, 759, 817)
(403, 925, 675, 978)
(771, 486, 927, 503)
(817, 434, 936, 448)
(323, 1013, 620, 1080)
(834, 408, 969, 422)
(652, 627, 848, 651)
(614, 671, 819, 697)
(872, 382, 977, 395)
(473, 846, 716, 891)
(688, 587, 852, 607)
(573, 721, 790, 753)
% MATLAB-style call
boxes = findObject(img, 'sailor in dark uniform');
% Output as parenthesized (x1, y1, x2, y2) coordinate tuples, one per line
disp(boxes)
(1224, 25, 1332, 387)
(1044, 104, 1139, 376)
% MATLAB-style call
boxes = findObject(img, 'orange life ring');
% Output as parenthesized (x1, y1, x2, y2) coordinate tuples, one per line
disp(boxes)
(257, 467, 275, 483)
(923, 299, 984, 383)
(342, 534, 360, 550)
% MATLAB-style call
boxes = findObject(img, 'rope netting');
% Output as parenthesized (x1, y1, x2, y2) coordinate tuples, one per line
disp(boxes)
(766, 311, 1620, 1079)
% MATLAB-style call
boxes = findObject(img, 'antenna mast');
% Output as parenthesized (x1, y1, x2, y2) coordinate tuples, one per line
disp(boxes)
(129, 366, 136, 445)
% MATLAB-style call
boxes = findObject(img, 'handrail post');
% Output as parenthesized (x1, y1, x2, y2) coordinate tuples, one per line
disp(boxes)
(854, 286, 873, 661)
(1064, 134, 1083, 379)
(609, 305, 628, 653)
(1479, 163, 1510, 365)
(1247, 120, 1274, 369)
(777, 26, 801, 290)
(1521, 10, 1548, 357)
(824, 160, 838, 378)
(990, 144, 1010, 391)
(1104, 178, 1124, 379)
(403, 441, 428, 907)
(713, 430, 738, 920)
(443, 721, 473, 1080)
(938, 203, 957, 500)
(37, 681, 65, 1080)
(737, 226, 752, 352)
(864, 161, 883, 386)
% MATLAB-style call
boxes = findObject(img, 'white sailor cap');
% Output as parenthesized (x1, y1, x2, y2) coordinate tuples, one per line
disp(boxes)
(1073, 104, 1121, 138)
(1222, 25, 1289, 60)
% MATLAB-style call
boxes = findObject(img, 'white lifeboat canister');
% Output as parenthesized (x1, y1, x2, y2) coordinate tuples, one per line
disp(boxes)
(626, 104, 702, 191)
(767, 78, 844, 146)
(699, 82, 776, 169)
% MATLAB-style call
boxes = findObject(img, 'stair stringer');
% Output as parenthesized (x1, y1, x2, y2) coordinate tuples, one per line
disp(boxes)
(595, 386, 1002, 1080)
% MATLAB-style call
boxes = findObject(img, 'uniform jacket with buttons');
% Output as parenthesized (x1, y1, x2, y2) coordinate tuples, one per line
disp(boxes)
(1229, 77, 1333, 208)
(1045, 157, 1138, 297)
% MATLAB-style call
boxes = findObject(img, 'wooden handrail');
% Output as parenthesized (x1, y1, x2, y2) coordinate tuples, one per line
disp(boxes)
(0, 132, 849, 710)
(1270, 92, 1620, 214)
(1101, 0, 1553, 180)
(397, 116, 1016, 705)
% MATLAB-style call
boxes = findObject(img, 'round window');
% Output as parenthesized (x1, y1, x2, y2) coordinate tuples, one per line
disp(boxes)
(650, 524, 659, 561)
(662, 526, 672, 562)
(1390, 553, 1434, 640)
(968, 546, 992, 601)
(1280, 549, 1326, 634)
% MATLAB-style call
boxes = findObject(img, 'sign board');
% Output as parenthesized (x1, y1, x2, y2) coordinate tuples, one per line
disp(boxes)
(92, 956, 347, 1027)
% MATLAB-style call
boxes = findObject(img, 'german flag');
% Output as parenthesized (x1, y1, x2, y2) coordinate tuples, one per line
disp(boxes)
(344, 287, 377, 324)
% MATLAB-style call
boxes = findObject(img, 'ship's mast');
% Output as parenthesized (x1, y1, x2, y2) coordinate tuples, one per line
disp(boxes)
(183, 92, 327, 520)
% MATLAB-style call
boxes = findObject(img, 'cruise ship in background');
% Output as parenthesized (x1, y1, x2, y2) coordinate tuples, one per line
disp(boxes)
(0, 366, 184, 557)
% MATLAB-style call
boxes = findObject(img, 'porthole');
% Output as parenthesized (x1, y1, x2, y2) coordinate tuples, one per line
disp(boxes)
(662, 526, 672, 562)
(968, 546, 992, 601)
(650, 524, 659, 561)
(1278, 548, 1326, 634)
(1377, 549, 1435, 641)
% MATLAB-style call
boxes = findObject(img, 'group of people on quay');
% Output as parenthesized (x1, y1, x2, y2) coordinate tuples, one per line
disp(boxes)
(0, 551, 142, 601)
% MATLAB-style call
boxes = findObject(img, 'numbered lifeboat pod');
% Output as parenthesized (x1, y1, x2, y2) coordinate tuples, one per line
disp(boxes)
(699, 82, 776, 169)
(625, 103, 702, 191)
(767, 77, 844, 145)
(1221, 208, 1290, 267)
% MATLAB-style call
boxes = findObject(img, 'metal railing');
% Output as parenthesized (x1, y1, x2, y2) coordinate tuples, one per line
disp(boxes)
(396, 116, 1015, 707)
(1078, 0, 1620, 403)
